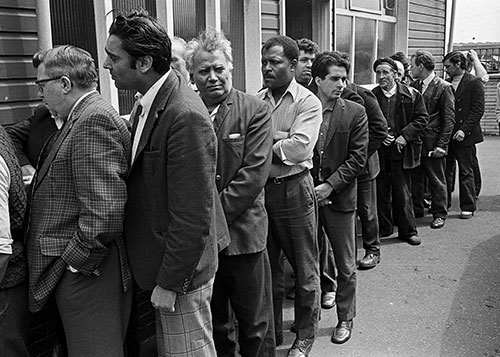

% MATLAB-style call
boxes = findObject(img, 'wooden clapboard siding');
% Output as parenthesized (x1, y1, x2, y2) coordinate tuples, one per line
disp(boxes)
(408, 0, 447, 76)
(261, 0, 280, 42)
(0, 0, 39, 125)
(481, 75, 500, 135)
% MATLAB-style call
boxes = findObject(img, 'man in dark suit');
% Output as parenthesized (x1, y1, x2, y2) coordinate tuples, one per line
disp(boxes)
(409, 50, 455, 228)
(443, 51, 485, 219)
(311, 51, 368, 344)
(104, 10, 228, 356)
(372, 57, 428, 246)
(4, 105, 58, 183)
(27, 46, 132, 356)
(187, 29, 275, 357)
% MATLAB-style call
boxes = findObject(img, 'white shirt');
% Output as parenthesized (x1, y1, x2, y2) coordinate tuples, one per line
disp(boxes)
(451, 74, 464, 91)
(131, 70, 171, 162)
(0, 155, 12, 255)
(382, 84, 397, 98)
(422, 72, 436, 94)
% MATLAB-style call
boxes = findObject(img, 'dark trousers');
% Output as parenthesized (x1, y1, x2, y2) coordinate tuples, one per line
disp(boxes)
(0, 281, 30, 357)
(472, 144, 481, 197)
(357, 179, 380, 255)
(445, 145, 476, 212)
(412, 156, 448, 219)
(212, 250, 276, 357)
(377, 148, 417, 238)
(318, 227, 337, 294)
(266, 173, 320, 340)
(318, 209, 356, 322)
(54, 243, 132, 357)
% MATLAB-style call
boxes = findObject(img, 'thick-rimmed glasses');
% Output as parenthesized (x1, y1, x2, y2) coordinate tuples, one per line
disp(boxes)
(35, 76, 63, 93)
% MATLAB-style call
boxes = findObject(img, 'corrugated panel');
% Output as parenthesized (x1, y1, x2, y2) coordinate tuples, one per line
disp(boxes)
(221, 0, 245, 91)
(0, 0, 39, 125)
(481, 76, 500, 135)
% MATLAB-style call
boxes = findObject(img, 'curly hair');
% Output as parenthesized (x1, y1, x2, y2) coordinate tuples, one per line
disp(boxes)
(185, 30, 233, 73)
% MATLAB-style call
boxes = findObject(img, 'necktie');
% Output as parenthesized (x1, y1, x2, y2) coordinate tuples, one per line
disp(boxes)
(130, 103, 143, 139)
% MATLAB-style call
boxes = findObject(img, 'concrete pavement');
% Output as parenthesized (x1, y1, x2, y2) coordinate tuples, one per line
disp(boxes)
(278, 136, 500, 357)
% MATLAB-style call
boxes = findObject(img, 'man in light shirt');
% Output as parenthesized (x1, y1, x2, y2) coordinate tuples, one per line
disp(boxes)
(258, 35, 322, 357)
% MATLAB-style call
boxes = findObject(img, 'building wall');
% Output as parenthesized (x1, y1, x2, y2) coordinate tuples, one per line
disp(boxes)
(408, 0, 447, 73)
(0, 0, 39, 125)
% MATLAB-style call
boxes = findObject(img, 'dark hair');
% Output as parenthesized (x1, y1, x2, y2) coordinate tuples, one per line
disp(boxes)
(296, 38, 319, 55)
(373, 57, 398, 72)
(412, 50, 435, 71)
(33, 45, 98, 89)
(261, 35, 299, 62)
(443, 51, 467, 70)
(108, 9, 171, 75)
(311, 51, 350, 79)
(337, 51, 352, 74)
(390, 51, 409, 70)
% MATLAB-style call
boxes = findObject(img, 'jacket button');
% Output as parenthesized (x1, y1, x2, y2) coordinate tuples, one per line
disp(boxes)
(216, 175, 221, 181)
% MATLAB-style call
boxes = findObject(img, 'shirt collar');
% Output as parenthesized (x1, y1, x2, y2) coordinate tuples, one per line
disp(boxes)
(263, 77, 299, 103)
(136, 70, 171, 114)
(381, 83, 397, 98)
(423, 71, 435, 87)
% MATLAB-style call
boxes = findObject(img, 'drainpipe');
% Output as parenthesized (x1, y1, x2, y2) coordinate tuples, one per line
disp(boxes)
(447, 0, 457, 53)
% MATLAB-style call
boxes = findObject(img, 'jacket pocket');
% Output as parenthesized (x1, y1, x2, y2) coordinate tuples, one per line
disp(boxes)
(39, 236, 68, 257)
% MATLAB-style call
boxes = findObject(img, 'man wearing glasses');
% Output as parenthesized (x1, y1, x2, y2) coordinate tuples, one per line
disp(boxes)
(26, 45, 132, 356)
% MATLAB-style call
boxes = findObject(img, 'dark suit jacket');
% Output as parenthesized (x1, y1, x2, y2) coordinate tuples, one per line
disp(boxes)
(27, 92, 132, 312)
(4, 105, 58, 167)
(410, 75, 455, 155)
(124, 71, 229, 294)
(447, 72, 485, 146)
(372, 83, 428, 170)
(213, 89, 272, 256)
(345, 84, 388, 181)
(311, 98, 369, 212)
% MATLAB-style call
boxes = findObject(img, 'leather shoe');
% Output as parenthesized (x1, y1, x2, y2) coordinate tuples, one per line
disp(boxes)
(460, 211, 474, 219)
(404, 235, 421, 246)
(331, 320, 353, 344)
(321, 292, 336, 309)
(288, 338, 314, 357)
(430, 217, 445, 229)
(358, 253, 380, 269)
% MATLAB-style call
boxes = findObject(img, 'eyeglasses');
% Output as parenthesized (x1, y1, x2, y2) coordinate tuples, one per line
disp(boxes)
(35, 76, 63, 93)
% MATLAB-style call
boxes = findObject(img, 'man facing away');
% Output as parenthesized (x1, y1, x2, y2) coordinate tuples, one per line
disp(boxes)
(409, 50, 455, 229)
(257, 35, 322, 357)
(443, 51, 485, 219)
(187, 29, 275, 357)
(27, 45, 132, 356)
(104, 10, 228, 356)
(311, 51, 368, 344)
(0, 126, 28, 356)
(372, 57, 428, 246)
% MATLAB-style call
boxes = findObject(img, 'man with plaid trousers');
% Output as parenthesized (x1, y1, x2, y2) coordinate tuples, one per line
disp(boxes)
(26, 46, 132, 356)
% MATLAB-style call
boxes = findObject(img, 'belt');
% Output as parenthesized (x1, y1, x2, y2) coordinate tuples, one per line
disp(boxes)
(267, 169, 309, 185)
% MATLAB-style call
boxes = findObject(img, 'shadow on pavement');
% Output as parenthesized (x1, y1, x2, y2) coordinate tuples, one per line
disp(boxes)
(440, 234, 500, 356)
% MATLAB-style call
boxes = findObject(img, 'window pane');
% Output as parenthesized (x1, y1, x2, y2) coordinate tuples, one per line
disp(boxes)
(173, 0, 206, 40)
(350, 0, 381, 13)
(335, 15, 352, 55)
(377, 21, 395, 58)
(354, 18, 376, 84)
(221, 0, 245, 90)
(336, 0, 348, 9)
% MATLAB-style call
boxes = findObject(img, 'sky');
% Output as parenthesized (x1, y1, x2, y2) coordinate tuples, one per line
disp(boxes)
(452, 0, 500, 43)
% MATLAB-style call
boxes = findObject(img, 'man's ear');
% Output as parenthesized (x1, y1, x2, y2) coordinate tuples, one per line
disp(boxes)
(314, 76, 322, 87)
(60, 76, 72, 94)
(137, 55, 154, 73)
(290, 58, 297, 72)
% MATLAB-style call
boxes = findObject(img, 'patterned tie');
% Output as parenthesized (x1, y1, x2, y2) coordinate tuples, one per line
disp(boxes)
(130, 103, 143, 139)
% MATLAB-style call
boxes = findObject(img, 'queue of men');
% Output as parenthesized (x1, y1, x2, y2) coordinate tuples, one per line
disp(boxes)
(0, 8, 486, 357)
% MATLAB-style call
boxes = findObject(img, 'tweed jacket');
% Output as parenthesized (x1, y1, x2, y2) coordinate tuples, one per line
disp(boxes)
(213, 89, 272, 256)
(410, 75, 455, 155)
(372, 83, 429, 170)
(447, 72, 485, 146)
(311, 98, 369, 212)
(124, 70, 229, 294)
(26, 92, 132, 312)
(5, 105, 58, 167)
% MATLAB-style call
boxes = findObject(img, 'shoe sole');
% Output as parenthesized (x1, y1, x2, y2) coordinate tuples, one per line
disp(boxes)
(331, 334, 351, 344)
(321, 303, 336, 309)
(358, 263, 378, 270)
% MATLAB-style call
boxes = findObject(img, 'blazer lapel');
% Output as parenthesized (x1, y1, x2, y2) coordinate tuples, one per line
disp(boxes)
(454, 72, 469, 99)
(423, 77, 438, 102)
(213, 90, 233, 133)
(324, 99, 344, 147)
(131, 72, 176, 166)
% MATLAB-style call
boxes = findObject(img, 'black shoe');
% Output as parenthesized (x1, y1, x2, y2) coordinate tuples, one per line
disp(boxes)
(430, 217, 445, 229)
(405, 235, 421, 246)
(288, 337, 314, 357)
(358, 253, 380, 269)
(321, 292, 336, 309)
(331, 320, 353, 344)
